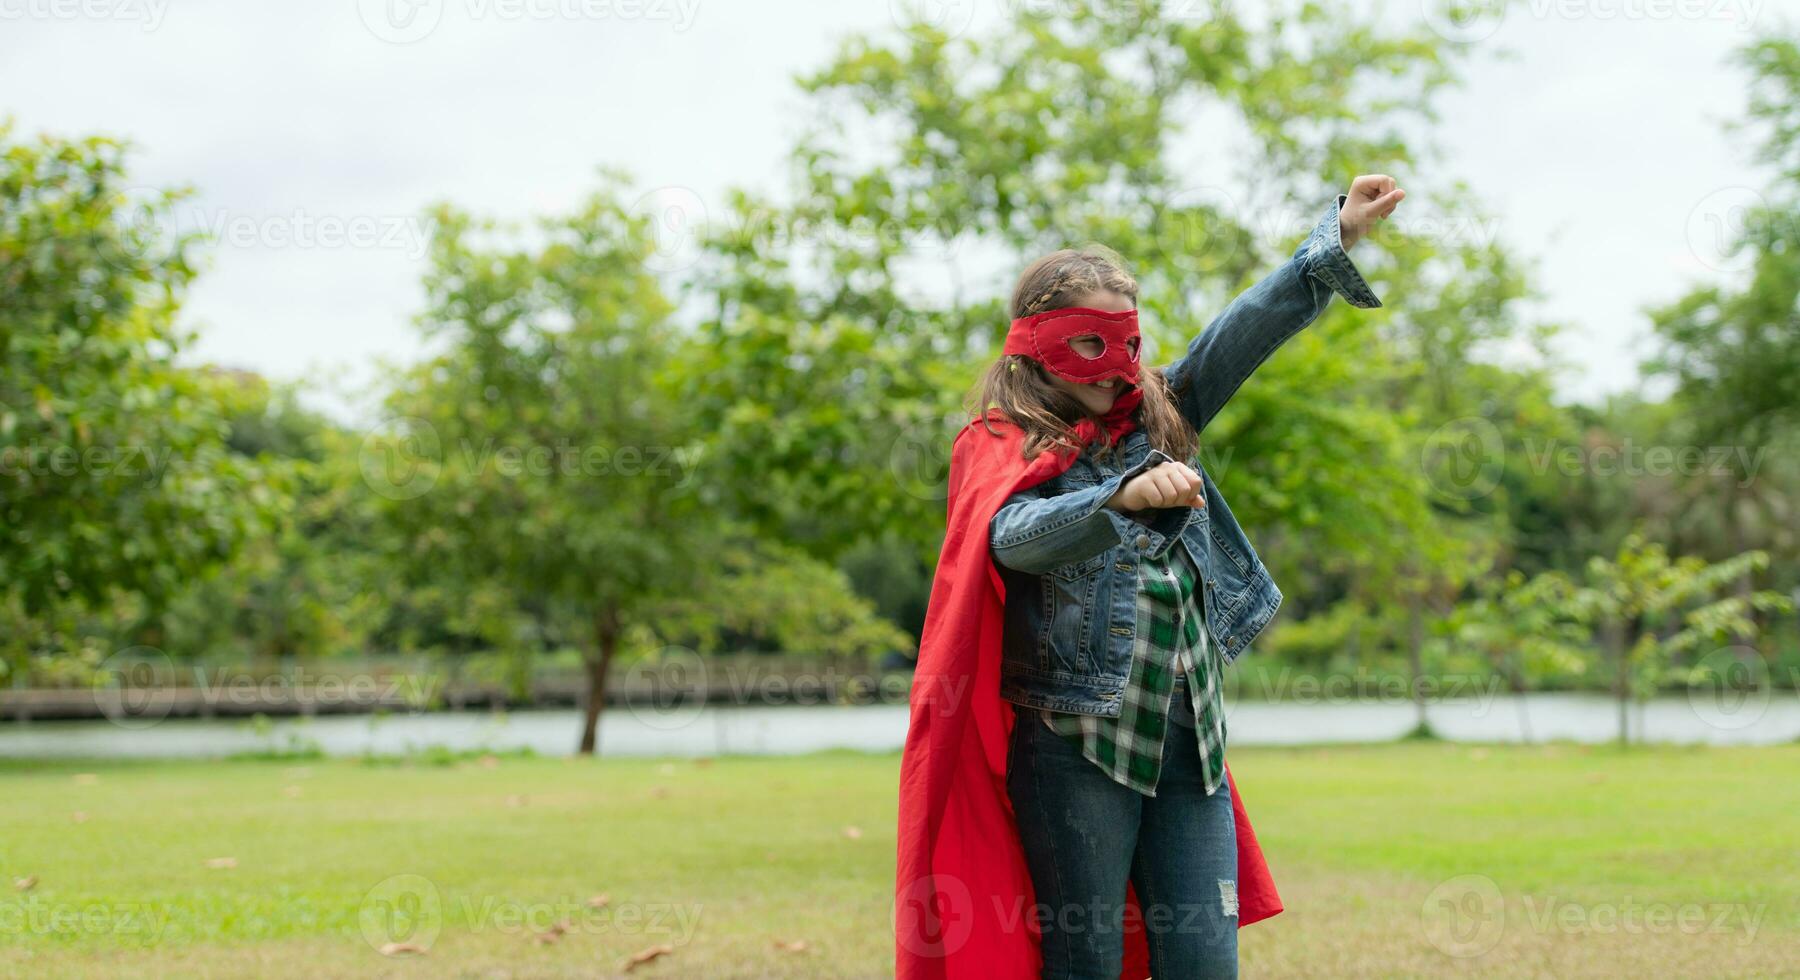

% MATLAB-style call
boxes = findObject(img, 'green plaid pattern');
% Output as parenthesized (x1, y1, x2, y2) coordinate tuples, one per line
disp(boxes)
(1039, 541, 1227, 797)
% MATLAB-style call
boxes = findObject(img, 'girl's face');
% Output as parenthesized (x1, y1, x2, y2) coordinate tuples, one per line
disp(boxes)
(1046, 289, 1135, 415)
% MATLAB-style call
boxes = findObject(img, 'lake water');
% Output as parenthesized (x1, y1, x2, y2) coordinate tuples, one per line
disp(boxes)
(2, 691, 1795, 759)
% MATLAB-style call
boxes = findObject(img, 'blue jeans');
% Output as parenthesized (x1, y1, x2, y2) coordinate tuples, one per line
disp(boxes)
(1006, 674, 1239, 978)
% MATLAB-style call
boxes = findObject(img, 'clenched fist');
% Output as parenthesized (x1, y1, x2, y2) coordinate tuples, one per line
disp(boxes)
(1339, 174, 1405, 250)
(1108, 461, 1206, 512)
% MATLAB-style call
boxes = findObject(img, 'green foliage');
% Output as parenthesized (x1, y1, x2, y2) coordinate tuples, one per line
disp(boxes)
(1447, 568, 1591, 687)
(161, 378, 384, 664)
(1638, 31, 1800, 582)
(1453, 533, 1793, 742)
(694, 0, 1525, 610)
(654, 535, 912, 659)
(0, 122, 275, 666)
(364, 178, 911, 749)
(7, 14, 1800, 717)
(1571, 534, 1791, 704)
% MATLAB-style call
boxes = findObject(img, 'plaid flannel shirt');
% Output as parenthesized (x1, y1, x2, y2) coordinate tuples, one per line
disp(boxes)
(1037, 537, 1227, 797)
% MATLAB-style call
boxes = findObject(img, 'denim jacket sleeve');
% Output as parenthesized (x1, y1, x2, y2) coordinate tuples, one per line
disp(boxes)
(989, 451, 1184, 574)
(1163, 194, 1382, 435)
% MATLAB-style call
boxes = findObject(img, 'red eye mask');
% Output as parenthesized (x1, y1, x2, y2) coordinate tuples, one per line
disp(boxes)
(1002, 306, 1142, 385)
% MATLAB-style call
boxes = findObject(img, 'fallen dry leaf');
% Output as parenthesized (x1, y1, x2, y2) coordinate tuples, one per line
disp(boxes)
(379, 942, 428, 956)
(73, 773, 98, 785)
(693, 757, 714, 768)
(14, 876, 37, 892)
(204, 857, 238, 869)
(773, 938, 809, 953)
(281, 786, 302, 799)
(505, 794, 527, 807)
(533, 918, 575, 944)
(478, 754, 500, 769)
(649, 786, 670, 799)
(622, 943, 674, 971)
(71, 811, 89, 824)
(587, 893, 611, 909)
(842, 825, 864, 840)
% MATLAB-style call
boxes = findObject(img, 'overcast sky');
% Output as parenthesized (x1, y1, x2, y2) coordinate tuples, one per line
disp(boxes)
(3, 0, 1789, 422)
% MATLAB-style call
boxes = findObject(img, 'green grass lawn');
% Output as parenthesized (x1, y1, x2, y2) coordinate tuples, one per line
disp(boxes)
(2, 742, 1795, 978)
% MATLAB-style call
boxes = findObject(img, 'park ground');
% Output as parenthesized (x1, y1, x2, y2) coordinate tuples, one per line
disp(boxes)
(2, 741, 1796, 978)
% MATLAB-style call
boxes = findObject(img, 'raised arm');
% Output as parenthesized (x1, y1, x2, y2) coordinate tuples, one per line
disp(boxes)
(1164, 177, 1402, 435)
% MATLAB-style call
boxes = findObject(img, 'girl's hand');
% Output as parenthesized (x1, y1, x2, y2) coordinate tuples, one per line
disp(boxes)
(1108, 461, 1206, 512)
(1339, 174, 1405, 250)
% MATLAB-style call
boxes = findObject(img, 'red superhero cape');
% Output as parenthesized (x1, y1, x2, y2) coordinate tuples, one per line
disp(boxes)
(895, 401, 1281, 980)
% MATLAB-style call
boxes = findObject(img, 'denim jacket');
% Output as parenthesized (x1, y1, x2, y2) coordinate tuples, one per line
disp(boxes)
(989, 194, 1382, 716)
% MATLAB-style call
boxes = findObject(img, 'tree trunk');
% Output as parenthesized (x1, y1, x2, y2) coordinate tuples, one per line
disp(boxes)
(1407, 594, 1427, 732)
(1604, 618, 1628, 748)
(578, 605, 621, 756)
(1507, 661, 1534, 744)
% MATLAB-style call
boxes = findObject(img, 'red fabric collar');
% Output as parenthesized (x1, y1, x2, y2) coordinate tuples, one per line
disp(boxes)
(895, 407, 1282, 978)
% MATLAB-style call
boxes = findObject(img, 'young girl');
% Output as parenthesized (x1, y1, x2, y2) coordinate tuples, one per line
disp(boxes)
(896, 176, 1404, 980)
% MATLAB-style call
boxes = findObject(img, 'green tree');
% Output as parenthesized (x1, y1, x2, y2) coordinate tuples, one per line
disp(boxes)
(1471, 534, 1791, 745)
(685, 1, 1568, 724)
(0, 123, 271, 680)
(162, 376, 384, 668)
(370, 182, 904, 753)
(1572, 535, 1789, 745)
(1643, 32, 1800, 590)
(366, 185, 708, 753)
(688, 1, 1478, 574)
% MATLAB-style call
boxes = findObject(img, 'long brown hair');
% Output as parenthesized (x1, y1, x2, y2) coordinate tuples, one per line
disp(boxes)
(965, 244, 1199, 464)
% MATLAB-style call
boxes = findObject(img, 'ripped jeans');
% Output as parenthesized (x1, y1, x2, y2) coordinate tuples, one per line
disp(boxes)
(1006, 673, 1240, 979)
